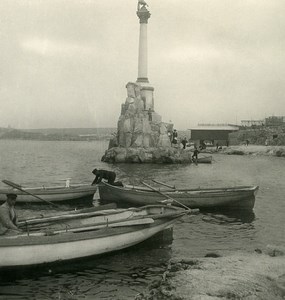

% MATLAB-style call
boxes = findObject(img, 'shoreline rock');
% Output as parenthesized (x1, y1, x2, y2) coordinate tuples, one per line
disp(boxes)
(101, 146, 194, 164)
(135, 246, 285, 300)
(101, 145, 285, 164)
(202, 145, 285, 157)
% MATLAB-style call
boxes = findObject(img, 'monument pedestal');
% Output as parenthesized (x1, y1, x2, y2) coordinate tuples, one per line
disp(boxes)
(115, 82, 168, 149)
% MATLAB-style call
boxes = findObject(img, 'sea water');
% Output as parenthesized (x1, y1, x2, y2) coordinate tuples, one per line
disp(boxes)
(0, 140, 284, 299)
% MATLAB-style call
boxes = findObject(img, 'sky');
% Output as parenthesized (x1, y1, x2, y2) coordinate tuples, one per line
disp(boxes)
(0, 0, 284, 130)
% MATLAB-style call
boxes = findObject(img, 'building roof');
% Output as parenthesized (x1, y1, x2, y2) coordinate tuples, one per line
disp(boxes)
(189, 124, 239, 131)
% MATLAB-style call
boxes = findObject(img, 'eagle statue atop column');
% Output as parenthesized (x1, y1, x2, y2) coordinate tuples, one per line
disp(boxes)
(137, 0, 148, 11)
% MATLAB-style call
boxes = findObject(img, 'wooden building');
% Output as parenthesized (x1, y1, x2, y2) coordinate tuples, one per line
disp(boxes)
(189, 124, 239, 147)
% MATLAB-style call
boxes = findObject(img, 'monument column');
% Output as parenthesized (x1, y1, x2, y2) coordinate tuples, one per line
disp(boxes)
(136, 1, 157, 115)
(136, 2, 151, 83)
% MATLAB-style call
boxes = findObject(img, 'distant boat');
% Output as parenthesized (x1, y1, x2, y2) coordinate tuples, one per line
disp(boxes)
(195, 156, 212, 164)
(98, 182, 259, 211)
(0, 205, 187, 268)
(0, 184, 97, 205)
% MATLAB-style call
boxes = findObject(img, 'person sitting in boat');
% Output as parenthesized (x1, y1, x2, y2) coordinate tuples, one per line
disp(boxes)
(91, 169, 116, 185)
(0, 193, 22, 235)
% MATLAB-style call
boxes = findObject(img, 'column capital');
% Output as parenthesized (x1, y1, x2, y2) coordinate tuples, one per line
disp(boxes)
(137, 8, 151, 24)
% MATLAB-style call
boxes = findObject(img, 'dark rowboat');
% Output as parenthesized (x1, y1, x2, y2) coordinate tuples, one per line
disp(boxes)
(98, 182, 259, 211)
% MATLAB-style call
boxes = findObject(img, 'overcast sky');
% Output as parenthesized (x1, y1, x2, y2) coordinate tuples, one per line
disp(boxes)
(0, 0, 284, 130)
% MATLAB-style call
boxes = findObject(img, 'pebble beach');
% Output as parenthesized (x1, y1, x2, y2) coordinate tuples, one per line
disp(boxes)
(136, 245, 285, 300)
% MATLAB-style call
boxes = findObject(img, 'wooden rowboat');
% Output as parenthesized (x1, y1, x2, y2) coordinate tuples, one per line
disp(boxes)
(0, 184, 97, 205)
(0, 205, 187, 268)
(98, 182, 259, 211)
(17, 203, 184, 233)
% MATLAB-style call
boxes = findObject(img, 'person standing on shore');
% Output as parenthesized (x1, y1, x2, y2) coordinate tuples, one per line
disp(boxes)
(0, 193, 22, 235)
(148, 108, 152, 122)
(216, 142, 219, 151)
(172, 129, 178, 145)
(192, 147, 199, 162)
(181, 137, 187, 149)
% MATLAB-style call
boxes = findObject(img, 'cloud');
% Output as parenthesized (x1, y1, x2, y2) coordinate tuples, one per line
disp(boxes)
(21, 37, 96, 58)
(163, 44, 234, 64)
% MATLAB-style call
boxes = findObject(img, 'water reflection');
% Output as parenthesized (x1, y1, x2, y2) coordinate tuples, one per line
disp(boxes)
(0, 233, 173, 299)
(201, 210, 256, 224)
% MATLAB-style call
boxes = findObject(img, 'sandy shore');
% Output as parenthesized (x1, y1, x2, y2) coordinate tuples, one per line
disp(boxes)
(203, 145, 285, 157)
(136, 245, 285, 300)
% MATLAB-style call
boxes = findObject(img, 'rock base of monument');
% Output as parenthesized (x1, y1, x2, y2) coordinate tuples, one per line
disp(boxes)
(101, 146, 193, 164)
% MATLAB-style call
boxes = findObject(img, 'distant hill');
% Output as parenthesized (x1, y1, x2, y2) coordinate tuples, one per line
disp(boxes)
(0, 127, 14, 137)
(0, 127, 117, 141)
(27, 128, 116, 135)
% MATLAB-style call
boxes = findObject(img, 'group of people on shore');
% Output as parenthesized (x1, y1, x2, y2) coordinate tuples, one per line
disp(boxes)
(168, 130, 188, 149)
(167, 129, 200, 161)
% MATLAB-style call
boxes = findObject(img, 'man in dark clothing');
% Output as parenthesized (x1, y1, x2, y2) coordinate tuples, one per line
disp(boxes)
(192, 148, 199, 161)
(181, 137, 187, 149)
(148, 108, 152, 122)
(172, 129, 178, 145)
(92, 169, 116, 185)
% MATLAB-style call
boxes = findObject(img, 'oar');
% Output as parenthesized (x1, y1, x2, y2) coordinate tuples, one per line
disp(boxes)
(152, 179, 176, 190)
(18, 207, 122, 227)
(2, 180, 61, 208)
(17, 217, 155, 237)
(141, 181, 191, 211)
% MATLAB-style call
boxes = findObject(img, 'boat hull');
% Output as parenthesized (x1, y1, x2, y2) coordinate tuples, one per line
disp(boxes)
(0, 217, 180, 268)
(98, 183, 258, 210)
(196, 156, 212, 163)
(0, 185, 97, 204)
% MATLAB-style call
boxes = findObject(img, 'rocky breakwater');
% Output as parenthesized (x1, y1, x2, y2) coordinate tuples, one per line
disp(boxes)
(102, 146, 194, 163)
(220, 145, 285, 157)
(136, 245, 285, 300)
(102, 82, 190, 163)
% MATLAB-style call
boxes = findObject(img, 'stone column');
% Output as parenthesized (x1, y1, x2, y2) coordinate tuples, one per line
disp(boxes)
(136, 3, 151, 83)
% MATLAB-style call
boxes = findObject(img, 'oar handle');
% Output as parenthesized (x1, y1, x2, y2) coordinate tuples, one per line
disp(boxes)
(2, 180, 60, 208)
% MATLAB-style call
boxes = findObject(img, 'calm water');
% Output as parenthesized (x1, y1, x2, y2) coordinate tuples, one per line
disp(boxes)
(0, 140, 284, 299)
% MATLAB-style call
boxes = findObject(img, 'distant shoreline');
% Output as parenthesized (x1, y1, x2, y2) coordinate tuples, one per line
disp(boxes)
(208, 145, 285, 157)
(0, 127, 115, 142)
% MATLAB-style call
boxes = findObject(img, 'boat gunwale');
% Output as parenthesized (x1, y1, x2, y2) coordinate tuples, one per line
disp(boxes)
(0, 185, 97, 196)
(100, 182, 259, 194)
(0, 214, 184, 247)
